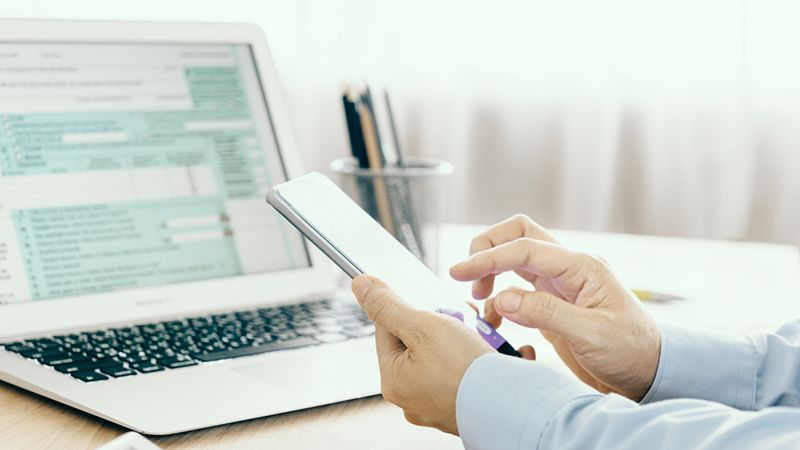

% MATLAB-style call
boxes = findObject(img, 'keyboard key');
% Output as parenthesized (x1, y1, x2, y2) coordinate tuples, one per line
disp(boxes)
(40, 354, 89, 366)
(36, 342, 63, 351)
(99, 366, 136, 378)
(318, 324, 345, 334)
(20, 348, 60, 359)
(122, 354, 153, 364)
(294, 327, 319, 336)
(344, 325, 376, 339)
(71, 370, 109, 382)
(26, 337, 58, 346)
(194, 337, 318, 362)
(157, 356, 198, 369)
(165, 360, 197, 369)
(3, 343, 35, 354)
(313, 317, 338, 326)
(89, 357, 125, 368)
(338, 319, 365, 329)
(275, 331, 299, 341)
(54, 361, 97, 374)
(131, 362, 164, 373)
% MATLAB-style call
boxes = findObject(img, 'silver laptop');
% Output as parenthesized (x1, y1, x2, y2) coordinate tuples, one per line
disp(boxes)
(0, 19, 379, 435)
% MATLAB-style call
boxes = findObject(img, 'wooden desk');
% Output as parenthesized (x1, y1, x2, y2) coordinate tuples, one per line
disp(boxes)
(0, 382, 459, 449)
(2, 225, 799, 449)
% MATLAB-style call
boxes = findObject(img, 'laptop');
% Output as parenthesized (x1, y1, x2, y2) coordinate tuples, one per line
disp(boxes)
(0, 19, 380, 435)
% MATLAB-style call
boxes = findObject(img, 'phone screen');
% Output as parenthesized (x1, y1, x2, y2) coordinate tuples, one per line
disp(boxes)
(267, 173, 460, 312)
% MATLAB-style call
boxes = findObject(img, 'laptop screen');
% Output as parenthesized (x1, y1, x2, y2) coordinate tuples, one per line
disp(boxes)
(0, 42, 310, 305)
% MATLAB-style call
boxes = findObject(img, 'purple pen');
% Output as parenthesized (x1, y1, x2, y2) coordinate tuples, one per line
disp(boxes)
(437, 308, 522, 358)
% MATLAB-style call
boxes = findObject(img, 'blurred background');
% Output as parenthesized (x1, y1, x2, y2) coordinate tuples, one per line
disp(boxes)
(4, 0, 800, 245)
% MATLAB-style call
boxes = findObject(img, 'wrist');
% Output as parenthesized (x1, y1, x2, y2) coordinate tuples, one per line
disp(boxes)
(639, 322, 757, 408)
(457, 353, 600, 449)
(632, 322, 662, 401)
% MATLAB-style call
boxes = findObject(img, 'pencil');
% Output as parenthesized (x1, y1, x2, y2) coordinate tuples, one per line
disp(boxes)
(358, 101, 396, 235)
(632, 289, 684, 302)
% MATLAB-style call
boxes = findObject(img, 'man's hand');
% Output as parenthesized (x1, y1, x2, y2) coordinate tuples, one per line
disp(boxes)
(449, 214, 661, 401)
(351, 275, 493, 435)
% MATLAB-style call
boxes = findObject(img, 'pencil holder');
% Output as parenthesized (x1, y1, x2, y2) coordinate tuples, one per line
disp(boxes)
(330, 157, 453, 272)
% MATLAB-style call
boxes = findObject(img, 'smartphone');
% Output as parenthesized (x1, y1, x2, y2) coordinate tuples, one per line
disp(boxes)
(267, 172, 373, 279)
(267, 172, 520, 357)
(267, 172, 448, 307)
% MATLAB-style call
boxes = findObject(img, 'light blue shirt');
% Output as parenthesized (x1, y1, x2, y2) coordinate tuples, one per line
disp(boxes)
(456, 320, 800, 449)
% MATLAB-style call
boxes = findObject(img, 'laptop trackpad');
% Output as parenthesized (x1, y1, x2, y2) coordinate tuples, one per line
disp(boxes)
(232, 345, 380, 397)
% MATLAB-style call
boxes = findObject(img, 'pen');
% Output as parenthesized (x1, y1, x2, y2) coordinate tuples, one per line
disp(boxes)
(341, 91, 369, 168)
(383, 90, 425, 261)
(437, 307, 521, 358)
(383, 90, 406, 167)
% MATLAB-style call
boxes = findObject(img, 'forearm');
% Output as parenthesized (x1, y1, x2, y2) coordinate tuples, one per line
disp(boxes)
(642, 320, 800, 409)
(458, 353, 800, 450)
(541, 392, 800, 450)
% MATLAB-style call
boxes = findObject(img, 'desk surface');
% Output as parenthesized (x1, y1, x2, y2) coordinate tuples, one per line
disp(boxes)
(2, 225, 799, 449)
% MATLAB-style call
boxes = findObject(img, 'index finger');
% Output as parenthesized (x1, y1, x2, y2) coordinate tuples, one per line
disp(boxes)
(468, 214, 559, 256)
(463, 215, 559, 298)
(451, 238, 585, 283)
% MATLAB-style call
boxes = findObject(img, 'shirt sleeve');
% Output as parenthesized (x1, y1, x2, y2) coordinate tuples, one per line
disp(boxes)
(457, 353, 800, 450)
(641, 320, 800, 409)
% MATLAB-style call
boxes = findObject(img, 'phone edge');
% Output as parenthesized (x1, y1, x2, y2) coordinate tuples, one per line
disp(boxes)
(266, 187, 364, 279)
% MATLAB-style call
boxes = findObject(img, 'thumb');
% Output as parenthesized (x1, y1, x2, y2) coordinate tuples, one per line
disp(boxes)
(494, 288, 592, 343)
(352, 275, 425, 345)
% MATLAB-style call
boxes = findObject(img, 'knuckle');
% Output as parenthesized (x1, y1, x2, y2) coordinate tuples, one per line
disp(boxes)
(593, 310, 614, 330)
(590, 253, 610, 268)
(511, 213, 532, 227)
(517, 237, 539, 264)
(511, 214, 534, 234)
(469, 235, 490, 254)
(516, 236, 537, 251)
(581, 253, 615, 287)
(579, 252, 606, 272)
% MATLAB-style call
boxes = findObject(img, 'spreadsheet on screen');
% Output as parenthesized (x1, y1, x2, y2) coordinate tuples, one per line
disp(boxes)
(0, 42, 308, 304)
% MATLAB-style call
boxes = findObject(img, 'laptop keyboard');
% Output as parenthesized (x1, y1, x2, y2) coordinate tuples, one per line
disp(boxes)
(1, 299, 374, 383)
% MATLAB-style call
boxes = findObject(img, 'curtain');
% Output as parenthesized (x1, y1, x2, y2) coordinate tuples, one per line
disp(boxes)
(7, 0, 800, 245)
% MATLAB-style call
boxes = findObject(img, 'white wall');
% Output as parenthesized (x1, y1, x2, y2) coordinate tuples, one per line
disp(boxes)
(3, 0, 800, 245)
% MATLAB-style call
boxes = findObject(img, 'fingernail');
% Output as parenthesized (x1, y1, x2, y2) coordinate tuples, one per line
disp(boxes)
(354, 276, 374, 298)
(497, 292, 521, 313)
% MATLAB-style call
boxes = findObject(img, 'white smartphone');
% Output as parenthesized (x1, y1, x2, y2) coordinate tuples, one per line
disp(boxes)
(266, 172, 453, 310)
(266, 172, 521, 357)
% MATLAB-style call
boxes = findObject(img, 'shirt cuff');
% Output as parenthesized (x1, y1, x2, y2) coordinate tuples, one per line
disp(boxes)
(640, 322, 757, 410)
(457, 353, 600, 450)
